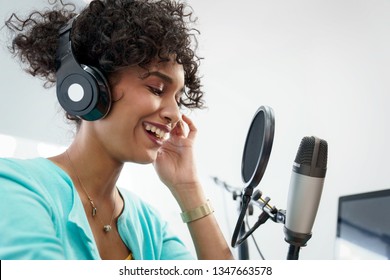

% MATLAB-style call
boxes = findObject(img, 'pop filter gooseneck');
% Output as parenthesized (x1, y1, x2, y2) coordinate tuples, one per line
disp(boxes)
(231, 105, 275, 248)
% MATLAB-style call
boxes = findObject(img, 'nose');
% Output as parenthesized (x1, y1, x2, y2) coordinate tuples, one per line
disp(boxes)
(160, 96, 181, 126)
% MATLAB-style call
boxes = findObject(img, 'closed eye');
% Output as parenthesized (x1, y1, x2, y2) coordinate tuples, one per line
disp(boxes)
(149, 86, 183, 108)
(148, 86, 164, 96)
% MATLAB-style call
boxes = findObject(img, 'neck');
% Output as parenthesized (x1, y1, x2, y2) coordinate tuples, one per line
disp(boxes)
(49, 133, 124, 201)
(66, 145, 123, 200)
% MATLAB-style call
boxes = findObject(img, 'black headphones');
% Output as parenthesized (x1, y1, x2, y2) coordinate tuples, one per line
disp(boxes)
(55, 17, 112, 121)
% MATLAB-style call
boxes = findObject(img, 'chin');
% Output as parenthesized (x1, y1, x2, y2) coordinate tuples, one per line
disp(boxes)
(136, 159, 155, 165)
(132, 151, 157, 165)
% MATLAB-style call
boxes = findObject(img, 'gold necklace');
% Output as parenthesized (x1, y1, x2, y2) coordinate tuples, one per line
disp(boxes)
(65, 150, 117, 233)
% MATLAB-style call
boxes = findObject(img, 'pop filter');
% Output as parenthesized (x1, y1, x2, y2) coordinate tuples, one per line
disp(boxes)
(242, 105, 275, 188)
(232, 105, 275, 248)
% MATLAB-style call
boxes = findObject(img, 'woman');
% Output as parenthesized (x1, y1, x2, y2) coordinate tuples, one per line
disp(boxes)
(0, 0, 233, 260)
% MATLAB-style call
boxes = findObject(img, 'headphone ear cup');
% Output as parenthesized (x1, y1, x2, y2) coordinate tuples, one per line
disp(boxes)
(56, 63, 112, 122)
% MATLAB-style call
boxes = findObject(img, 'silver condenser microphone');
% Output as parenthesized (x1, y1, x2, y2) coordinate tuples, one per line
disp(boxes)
(284, 136, 328, 259)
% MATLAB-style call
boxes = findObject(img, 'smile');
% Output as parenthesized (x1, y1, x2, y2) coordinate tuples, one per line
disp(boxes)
(144, 123, 169, 140)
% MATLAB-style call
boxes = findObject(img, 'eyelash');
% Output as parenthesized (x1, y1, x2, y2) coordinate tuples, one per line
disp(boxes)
(148, 86, 163, 96)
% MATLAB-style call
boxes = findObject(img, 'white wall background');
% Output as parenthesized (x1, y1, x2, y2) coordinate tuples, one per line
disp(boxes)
(1, 0, 389, 260)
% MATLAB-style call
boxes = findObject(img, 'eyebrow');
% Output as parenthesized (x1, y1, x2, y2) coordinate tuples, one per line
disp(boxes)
(141, 71, 173, 84)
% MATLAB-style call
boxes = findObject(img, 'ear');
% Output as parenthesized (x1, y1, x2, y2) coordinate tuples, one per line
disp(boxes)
(112, 90, 124, 102)
(107, 71, 124, 102)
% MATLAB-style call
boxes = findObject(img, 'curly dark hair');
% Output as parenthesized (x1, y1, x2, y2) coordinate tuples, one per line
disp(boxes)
(5, 0, 204, 123)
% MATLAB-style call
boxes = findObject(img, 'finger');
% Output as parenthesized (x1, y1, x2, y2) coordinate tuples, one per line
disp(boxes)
(171, 116, 185, 137)
(181, 114, 197, 140)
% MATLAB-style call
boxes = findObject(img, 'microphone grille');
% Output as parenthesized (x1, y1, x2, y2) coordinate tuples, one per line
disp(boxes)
(295, 136, 328, 169)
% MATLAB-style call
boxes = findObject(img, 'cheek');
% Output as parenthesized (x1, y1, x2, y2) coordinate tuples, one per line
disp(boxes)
(127, 93, 160, 114)
(106, 95, 158, 136)
(105, 86, 162, 133)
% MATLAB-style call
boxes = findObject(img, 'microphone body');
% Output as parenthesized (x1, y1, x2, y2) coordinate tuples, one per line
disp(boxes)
(286, 172, 325, 235)
(284, 136, 328, 249)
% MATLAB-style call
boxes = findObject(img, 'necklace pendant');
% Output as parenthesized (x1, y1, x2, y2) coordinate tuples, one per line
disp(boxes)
(103, 225, 112, 232)
(92, 207, 97, 217)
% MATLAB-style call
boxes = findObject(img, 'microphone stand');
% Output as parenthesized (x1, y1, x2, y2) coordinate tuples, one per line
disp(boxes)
(287, 245, 300, 260)
(239, 224, 250, 260)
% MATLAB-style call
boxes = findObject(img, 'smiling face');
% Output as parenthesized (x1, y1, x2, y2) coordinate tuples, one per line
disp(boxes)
(83, 59, 185, 164)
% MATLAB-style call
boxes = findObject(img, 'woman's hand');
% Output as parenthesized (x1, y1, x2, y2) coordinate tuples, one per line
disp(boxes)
(153, 114, 199, 193)
(153, 114, 234, 260)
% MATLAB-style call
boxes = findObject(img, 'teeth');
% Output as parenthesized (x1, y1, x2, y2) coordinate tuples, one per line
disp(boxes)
(145, 124, 168, 139)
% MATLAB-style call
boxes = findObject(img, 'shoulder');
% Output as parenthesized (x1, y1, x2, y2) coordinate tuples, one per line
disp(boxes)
(0, 157, 54, 172)
(0, 157, 64, 183)
(0, 157, 72, 199)
(0, 157, 43, 181)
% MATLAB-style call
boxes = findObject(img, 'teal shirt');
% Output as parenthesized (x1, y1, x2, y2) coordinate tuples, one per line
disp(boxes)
(0, 157, 194, 260)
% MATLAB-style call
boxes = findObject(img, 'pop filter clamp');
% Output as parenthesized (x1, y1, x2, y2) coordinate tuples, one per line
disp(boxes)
(231, 105, 284, 250)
